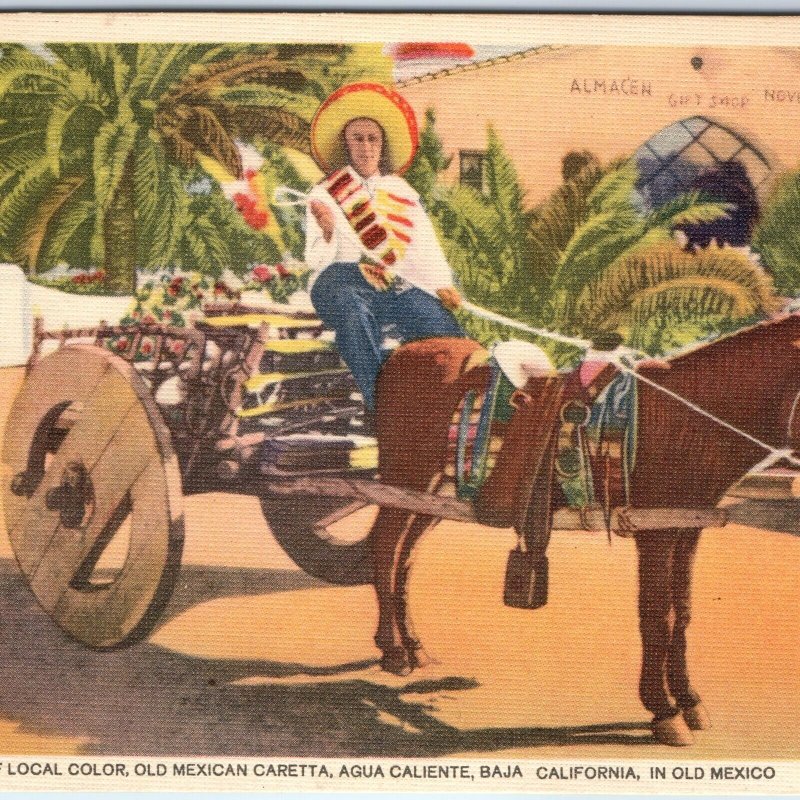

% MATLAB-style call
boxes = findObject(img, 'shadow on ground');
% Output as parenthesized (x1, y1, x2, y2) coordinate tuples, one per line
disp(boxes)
(0, 559, 651, 757)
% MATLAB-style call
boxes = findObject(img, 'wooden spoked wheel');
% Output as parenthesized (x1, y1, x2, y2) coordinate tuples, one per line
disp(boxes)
(2, 345, 184, 649)
(260, 495, 377, 586)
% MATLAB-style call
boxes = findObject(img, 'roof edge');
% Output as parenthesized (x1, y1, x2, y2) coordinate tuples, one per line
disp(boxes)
(395, 44, 572, 87)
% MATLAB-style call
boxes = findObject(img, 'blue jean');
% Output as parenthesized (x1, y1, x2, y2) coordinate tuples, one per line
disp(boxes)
(310, 262, 465, 410)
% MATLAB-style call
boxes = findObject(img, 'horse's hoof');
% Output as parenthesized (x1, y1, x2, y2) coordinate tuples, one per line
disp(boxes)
(407, 642, 434, 670)
(380, 648, 413, 676)
(683, 702, 712, 731)
(652, 714, 694, 746)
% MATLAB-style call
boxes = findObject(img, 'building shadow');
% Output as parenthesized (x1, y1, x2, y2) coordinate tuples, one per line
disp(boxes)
(0, 558, 652, 757)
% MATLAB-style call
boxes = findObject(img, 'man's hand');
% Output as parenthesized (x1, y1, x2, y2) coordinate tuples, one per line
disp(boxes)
(309, 199, 335, 242)
(437, 287, 462, 311)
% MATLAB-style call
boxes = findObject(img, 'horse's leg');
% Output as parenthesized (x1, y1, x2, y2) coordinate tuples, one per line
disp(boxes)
(372, 507, 417, 675)
(635, 529, 694, 746)
(667, 528, 710, 730)
(394, 513, 439, 669)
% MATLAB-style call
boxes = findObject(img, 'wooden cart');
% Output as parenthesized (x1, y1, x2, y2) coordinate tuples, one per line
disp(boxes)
(3, 308, 798, 649)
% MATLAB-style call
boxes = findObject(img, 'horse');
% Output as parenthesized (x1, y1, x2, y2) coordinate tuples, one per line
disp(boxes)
(367, 311, 800, 746)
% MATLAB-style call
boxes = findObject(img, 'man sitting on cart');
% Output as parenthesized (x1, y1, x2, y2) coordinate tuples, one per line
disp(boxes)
(305, 82, 464, 417)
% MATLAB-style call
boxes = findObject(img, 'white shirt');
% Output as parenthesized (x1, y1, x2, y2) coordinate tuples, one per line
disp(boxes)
(304, 166, 454, 295)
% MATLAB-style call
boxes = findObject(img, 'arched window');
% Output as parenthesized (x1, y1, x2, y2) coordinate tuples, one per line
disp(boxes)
(635, 116, 771, 246)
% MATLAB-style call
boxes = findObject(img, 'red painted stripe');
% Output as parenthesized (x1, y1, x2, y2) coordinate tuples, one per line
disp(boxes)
(391, 227, 412, 244)
(327, 171, 352, 196)
(387, 192, 415, 206)
(362, 224, 388, 249)
(387, 213, 413, 227)
(354, 212, 376, 232)
(347, 200, 369, 219)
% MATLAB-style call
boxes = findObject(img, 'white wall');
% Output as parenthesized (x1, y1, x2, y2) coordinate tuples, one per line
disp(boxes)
(0, 265, 132, 367)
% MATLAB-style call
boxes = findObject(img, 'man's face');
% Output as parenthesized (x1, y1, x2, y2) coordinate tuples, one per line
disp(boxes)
(344, 118, 383, 178)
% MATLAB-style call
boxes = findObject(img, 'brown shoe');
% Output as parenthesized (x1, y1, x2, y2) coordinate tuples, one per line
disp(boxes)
(652, 713, 695, 746)
(683, 702, 712, 731)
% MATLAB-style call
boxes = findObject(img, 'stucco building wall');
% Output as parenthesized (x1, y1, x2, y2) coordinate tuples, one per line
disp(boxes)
(398, 45, 800, 204)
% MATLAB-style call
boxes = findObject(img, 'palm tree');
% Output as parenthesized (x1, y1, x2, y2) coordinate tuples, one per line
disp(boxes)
(752, 167, 800, 297)
(406, 112, 778, 358)
(0, 43, 353, 292)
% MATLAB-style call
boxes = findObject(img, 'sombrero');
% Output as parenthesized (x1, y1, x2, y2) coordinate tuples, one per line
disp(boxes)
(310, 82, 419, 175)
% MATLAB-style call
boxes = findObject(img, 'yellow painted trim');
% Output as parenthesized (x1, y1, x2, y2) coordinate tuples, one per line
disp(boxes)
(244, 368, 349, 392)
(236, 396, 343, 418)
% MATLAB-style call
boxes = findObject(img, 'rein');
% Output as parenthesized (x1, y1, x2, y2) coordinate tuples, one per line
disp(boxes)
(277, 184, 800, 471)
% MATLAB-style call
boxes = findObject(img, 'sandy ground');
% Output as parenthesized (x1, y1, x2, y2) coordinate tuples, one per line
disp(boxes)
(0, 365, 797, 760)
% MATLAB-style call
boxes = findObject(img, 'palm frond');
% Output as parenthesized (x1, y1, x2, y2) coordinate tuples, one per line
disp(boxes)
(167, 52, 292, 101)
(752, 168, 800, 295)
(134, 139, 186, 268)
(38, 199, 94, 271)
(484, 126, 526, 224)
(586, 160, 638, 214)
(232, 106, 311, 154)
(92, 109, 138, 215)
(47, 43, 107, 77)
(141, 44, 202, 100)
(647, 191, 730, 229)
(13, 174, 85, 269)
(553, 208, 644, 292)
(0, 160, 55, 242)
(211, 84, 319, 120)
(447, 185, 507, 257)
(0, 51, 70, 99)
(45, 97, 84, 175)
(177, 103, 241, 177)
(133, 43, 187, 99)
(132, 132, 165, 224)
(628, 276, 768, 329)
(576, 241, 777, 332)
(183, 214, 232, 275)
(0, 126, 43, 159)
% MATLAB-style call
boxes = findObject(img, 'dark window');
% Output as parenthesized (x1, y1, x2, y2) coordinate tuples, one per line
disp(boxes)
(635, 116, 770, 210)
(635, 117, 770, 247)
(460, 150, 486, 192)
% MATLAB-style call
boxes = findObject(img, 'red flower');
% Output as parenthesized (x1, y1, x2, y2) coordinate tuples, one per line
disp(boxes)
(167, 285, 178, 297)
(276, 263, 290, 278)
(249, 210, 269, 230)
(233, 192, 256, 212)
(163, 310, 172, 320)
(252, 264, 273, 282)
(142, 314, 156, 325)
(141, 340, 153, 355)
(170, 340, 185, 355)
(116, 337, 129, 351)
(244, 168, 257, 180)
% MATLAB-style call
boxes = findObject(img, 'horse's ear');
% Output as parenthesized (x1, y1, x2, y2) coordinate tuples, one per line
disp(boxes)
(462, 346, 491, 373)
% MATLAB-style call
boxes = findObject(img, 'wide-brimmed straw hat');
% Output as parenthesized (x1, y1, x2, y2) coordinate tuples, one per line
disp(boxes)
(310, 82, 419, 175)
